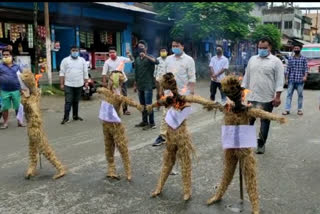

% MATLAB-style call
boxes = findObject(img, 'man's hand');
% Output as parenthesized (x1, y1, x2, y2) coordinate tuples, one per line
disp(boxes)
(303, 75, 307, 82)
(133, 83, 137, 93)
(60, 84, 64, 90)
(211, 74, 217, 81)
(126, 50, 132, 57)
(84, 82, 89, 88)
(272, 96, 281, 107)
(140, 52, 146, 58)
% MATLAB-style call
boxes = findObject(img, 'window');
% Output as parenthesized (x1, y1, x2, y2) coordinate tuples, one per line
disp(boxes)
(284, 21, 292, 29)
(274, 22, 282, 29)
(304, 29, 310, 35)
(294, 21, 301, 30)
(301, 47, 320, 59)
(263, 22, 282, 29)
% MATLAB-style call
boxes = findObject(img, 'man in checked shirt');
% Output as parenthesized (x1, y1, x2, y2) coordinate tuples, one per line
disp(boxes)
(282, 43, 308, 116)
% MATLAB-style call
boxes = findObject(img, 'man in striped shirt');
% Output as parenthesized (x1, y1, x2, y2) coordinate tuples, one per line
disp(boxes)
(282, 44, 308, 116)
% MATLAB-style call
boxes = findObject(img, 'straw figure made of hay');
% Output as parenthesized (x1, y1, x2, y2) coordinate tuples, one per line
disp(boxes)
(97, 70, 144, 181)
(204, 75, 287, 214)
(19, 70, 66, 180)
(147, 72, 221, 201)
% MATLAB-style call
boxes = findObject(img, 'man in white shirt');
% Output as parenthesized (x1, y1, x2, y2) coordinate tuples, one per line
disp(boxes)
(209, 45, 229, 103)
(59, 46, 89, 124)
(102, 46, 133, 115)
(241, 37, 284, 154)
(153, 38, 196, 148)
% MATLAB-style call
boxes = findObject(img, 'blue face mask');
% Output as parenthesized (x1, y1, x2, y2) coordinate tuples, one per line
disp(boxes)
(172, 48, 182, 55)
(258, 49, 269, 57)
(71, 52, 79, 58)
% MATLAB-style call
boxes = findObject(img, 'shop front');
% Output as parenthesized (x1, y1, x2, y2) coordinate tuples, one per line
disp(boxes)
(0, 2, 145, 74)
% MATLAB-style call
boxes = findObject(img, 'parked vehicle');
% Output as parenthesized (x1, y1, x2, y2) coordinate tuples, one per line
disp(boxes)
(301, 44, 320, 89)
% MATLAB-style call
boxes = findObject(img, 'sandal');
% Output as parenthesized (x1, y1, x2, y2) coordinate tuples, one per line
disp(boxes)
(282, 111, 290, 115)
(297, 111, 303, 116)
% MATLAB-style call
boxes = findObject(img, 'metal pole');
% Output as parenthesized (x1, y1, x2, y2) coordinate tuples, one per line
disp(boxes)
(39, 152, 42, 169)
(44, 2, 52, 85)
(33, 2, 39, 74)
(239, 160, 244, 201)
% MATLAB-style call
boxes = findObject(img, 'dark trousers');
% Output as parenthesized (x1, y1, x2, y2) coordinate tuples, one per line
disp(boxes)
(63, 86, 82, 120)
(249, 101, 274, 147)
(210, 81, 226, 102)
(122, 82, 128, 113)
(138, 89, 154, 125)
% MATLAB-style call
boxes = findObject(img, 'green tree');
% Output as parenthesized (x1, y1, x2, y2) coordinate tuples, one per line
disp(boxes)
(251, 24, 281, 51)
(152, 2, 258, 42)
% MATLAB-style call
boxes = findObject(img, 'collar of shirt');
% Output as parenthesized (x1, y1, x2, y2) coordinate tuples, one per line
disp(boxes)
(173, 52, 186, 59)
(0, 63, 20, 70)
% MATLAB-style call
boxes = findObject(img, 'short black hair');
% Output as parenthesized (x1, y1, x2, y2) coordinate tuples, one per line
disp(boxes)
(160, 47, 167, 51)
(109, 46, 117, 51)
(70, 45, 79, 50)
(172, 38, 184, 46)
(292, 43, 302, 49)
(258, 37, 272, 46)
(216, 45, 223, 50)
(138, 40, 148, 48)
(2, 48, 12, 56)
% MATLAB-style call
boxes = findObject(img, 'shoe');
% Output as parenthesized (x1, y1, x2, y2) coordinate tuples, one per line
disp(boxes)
(73, 116, 83, 121)
(143, 124, 156, 130)
(256, 145, 265, 154)
(18, 123, 26, 127)
(124, 111, 131, 115)
(152, 136, 165, 146)
(0, 124, 8, 129)
(61, 118, 69, 125)
(282, 111, 290, 115)
(170, 170, 178, 175)
(135, 122, 148, 127)
(297, 110, 303, 116)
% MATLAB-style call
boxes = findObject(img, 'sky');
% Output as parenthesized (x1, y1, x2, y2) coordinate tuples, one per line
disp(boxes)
(272, 2, 320, 13)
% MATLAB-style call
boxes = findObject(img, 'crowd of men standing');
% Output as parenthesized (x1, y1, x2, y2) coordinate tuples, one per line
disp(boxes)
(0, 37, 315, 156)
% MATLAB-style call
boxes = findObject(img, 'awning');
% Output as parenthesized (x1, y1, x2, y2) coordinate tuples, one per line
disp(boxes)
(94, 2, 156, 15)
(293, 39, 311, 45)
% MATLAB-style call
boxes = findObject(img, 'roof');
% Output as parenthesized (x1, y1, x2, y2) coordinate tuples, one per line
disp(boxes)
(94, 2, 156, 15)
(293, 39, 311, 45)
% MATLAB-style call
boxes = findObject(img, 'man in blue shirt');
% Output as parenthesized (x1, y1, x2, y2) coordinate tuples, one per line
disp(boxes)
(0, 49, 24, 129)
(282, 44, 308, 116)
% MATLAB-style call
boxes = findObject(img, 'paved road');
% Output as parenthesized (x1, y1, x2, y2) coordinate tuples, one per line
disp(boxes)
(0, 80, 319, 214)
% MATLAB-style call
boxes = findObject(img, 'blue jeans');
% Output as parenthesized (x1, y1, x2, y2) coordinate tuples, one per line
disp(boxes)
(138, 89, 154, 125)
(285, 82, 304, 111)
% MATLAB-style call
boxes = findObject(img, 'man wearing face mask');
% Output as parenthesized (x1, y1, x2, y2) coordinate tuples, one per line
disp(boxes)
(152, 47, 169, 146)
(282, 43, 308, 116)
(59, 46, 89, 125)
(102, 46, 134, 115)
(0, 49, 25, 129)
(154, 47, 168, 105)
(242, 37, 284, 154)
(133, 40, 159, 130)
(209, 45, 229, 104)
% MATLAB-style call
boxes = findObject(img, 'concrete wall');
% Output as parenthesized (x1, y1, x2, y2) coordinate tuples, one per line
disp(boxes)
(262, 9, 302, 38)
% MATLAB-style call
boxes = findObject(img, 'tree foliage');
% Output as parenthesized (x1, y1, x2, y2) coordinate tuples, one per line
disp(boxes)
(251, 24, 282, 51)
(152, 2, 258, 41)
